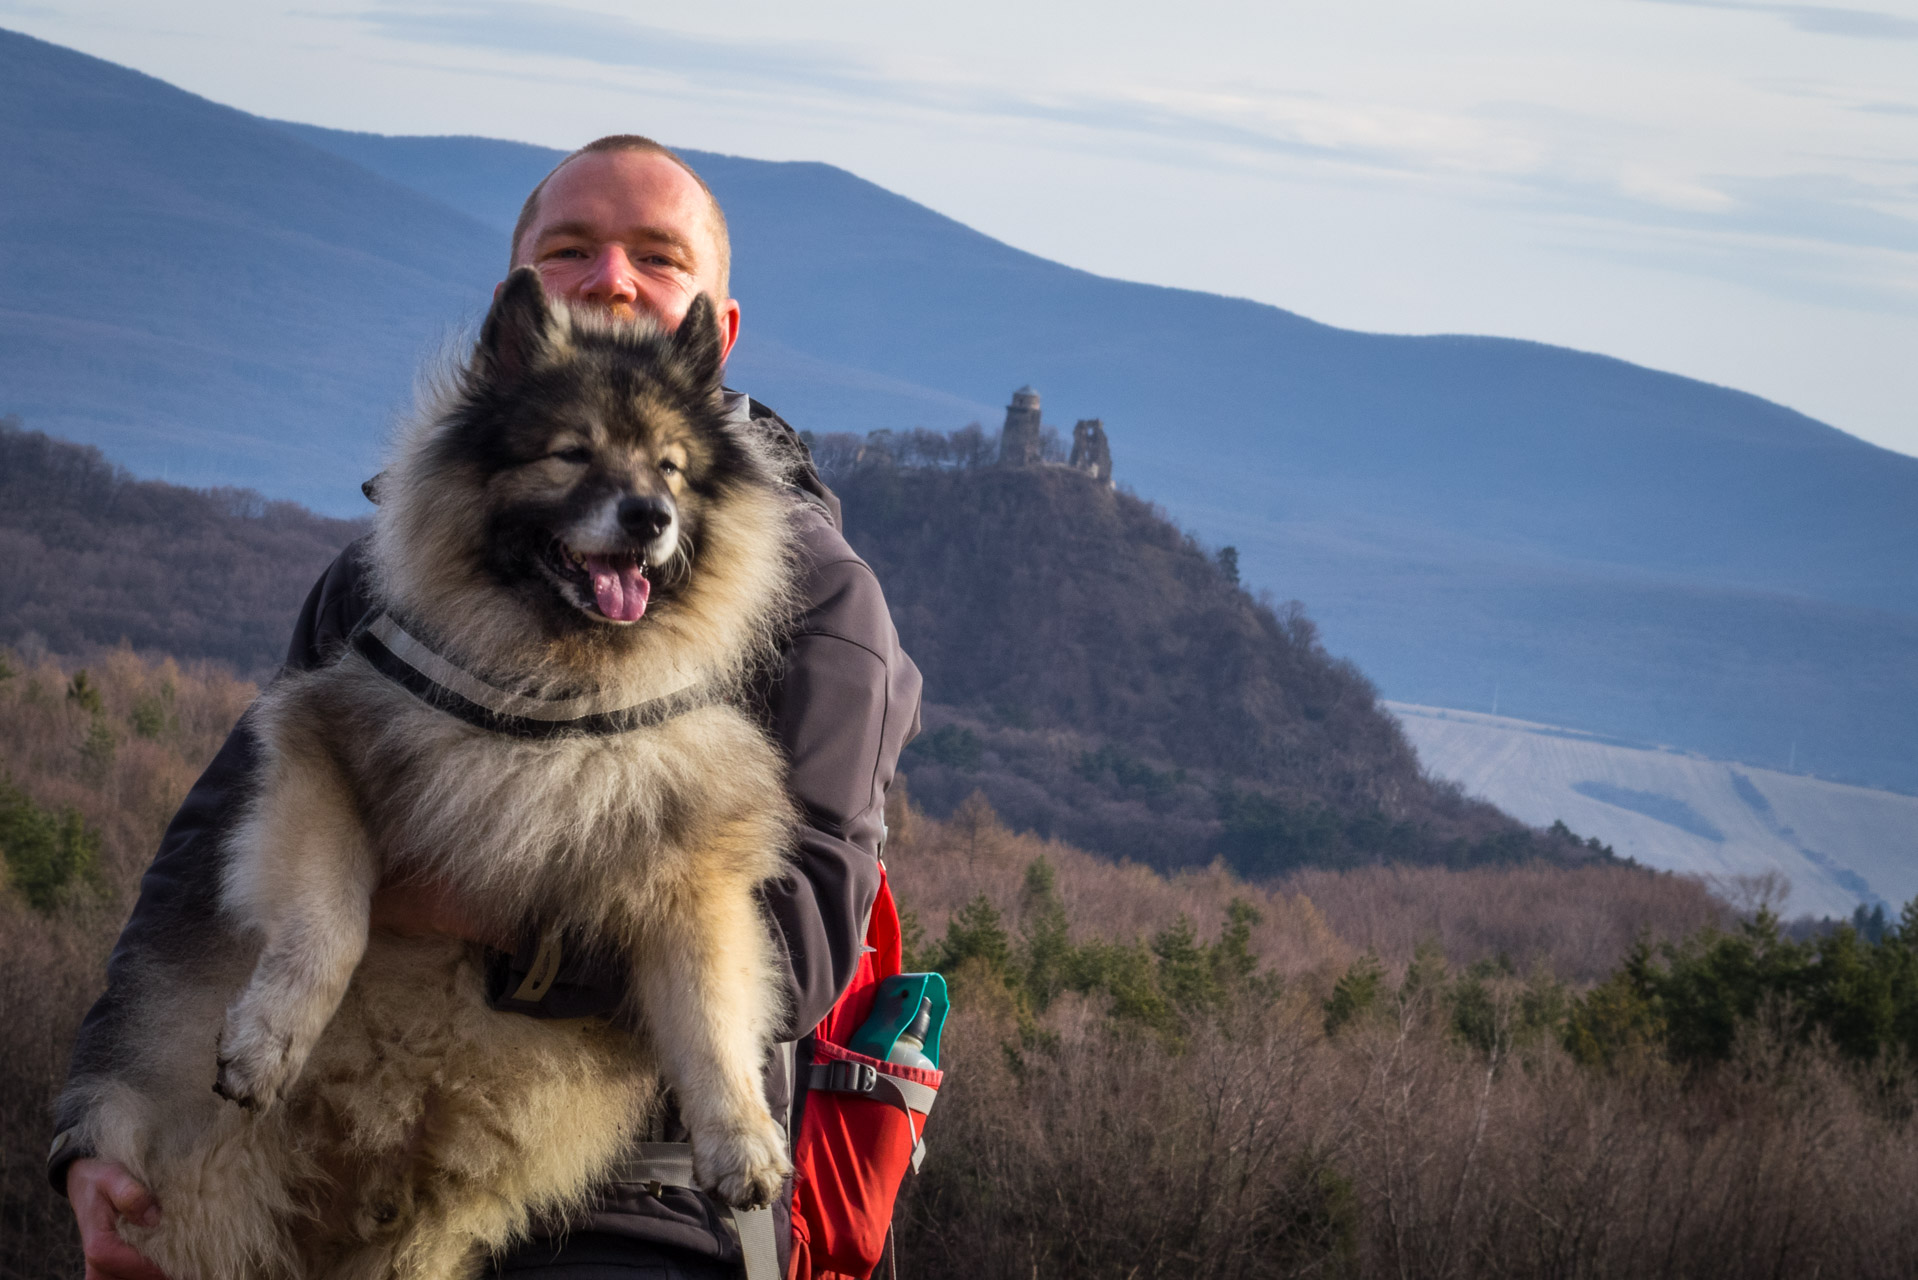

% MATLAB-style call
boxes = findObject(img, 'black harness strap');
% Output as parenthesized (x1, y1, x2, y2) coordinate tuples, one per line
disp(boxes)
(352, 612, 714, 740)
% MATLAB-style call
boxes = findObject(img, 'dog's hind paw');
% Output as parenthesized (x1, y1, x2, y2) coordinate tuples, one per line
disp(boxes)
(693, 1119, 792, 1211)
(211, 1065, 259, 1109)
(213, 1024, 296, 1112)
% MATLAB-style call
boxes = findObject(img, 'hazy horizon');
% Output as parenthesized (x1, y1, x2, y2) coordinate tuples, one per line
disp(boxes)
(2, 0, 1915, 459)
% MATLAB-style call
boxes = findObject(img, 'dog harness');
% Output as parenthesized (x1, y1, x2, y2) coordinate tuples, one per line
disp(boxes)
(351, 612, 716, 739)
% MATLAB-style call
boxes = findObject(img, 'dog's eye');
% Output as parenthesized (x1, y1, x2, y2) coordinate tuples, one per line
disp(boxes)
(551, 447, 591, 465)
(658, 460, 679, 477)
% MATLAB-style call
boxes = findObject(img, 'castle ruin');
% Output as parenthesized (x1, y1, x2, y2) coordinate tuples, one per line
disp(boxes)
(996, 385, 1114, 487)
(1069, 418, 1112, 484)
(998, 385, 1044, 467)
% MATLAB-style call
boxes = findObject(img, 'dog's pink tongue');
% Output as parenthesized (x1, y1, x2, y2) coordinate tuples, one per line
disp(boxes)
(586, 556, 650, 622)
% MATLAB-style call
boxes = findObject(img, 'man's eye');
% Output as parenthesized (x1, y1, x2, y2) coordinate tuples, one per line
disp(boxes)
(551, 447, 591, 464)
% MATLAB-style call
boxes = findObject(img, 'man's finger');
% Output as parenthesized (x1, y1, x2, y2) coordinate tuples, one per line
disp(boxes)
(100, 1165, 161, 1227)
(83, 1238, 171, 1280)
(80, 1210, 171, 1280)
(69, 1159, 171, 1280)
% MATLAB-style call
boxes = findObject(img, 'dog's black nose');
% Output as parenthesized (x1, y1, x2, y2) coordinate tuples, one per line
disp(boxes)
(617, 495, 673, 540)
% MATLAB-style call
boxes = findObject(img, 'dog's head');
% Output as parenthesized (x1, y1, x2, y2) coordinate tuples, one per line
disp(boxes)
(376, 270, 792, 676)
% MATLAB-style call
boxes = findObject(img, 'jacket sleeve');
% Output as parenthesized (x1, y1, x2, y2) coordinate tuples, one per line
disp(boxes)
(47, 541, 376, 1192)
(756, 507, 923, 1037)
(488, 502, 923, 1040)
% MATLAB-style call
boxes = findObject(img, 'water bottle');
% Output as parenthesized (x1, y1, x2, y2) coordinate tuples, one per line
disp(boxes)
(886, 997, 936, 1071)
(848, 973, 948, 1068)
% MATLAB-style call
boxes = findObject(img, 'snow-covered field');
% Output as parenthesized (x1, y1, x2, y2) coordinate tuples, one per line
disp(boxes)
(1390, 703, 1918, 921)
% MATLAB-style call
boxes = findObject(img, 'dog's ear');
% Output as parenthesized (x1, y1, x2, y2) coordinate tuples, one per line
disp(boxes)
(669, 294, 725, 403)
(480, 268, 569, 388)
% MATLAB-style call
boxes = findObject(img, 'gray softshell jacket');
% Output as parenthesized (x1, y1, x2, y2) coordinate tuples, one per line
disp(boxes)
(48, 400, 923, 1267)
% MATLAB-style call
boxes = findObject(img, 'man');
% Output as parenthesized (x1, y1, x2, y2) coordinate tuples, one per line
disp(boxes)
(53, 135, 922, 1280)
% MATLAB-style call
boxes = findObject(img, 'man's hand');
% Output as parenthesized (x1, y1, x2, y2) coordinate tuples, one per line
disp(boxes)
(67, 1159, 169, 1280)
(370, 878, 516, 951)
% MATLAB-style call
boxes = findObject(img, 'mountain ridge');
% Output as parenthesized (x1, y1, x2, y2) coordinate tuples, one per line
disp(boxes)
(271, 117, 1916, 615)
(2, 25, 1911, 791)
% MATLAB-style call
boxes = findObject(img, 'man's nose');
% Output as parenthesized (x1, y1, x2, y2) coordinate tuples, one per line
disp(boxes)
(578, 246, 640, 308)
(618, 495, 672, 541)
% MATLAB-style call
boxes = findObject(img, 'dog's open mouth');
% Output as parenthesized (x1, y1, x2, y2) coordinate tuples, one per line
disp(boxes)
(547, 538, 651, 623)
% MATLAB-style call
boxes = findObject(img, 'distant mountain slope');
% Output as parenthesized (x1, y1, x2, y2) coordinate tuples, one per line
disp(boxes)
(0, 420, 360, 674)
(0, 27, 501, 501)
(1273, 532, 1918, 792)
(1393, 702, 1918, 918)
(3, 27, 1912, 791)
(275, 118, 1918, 620)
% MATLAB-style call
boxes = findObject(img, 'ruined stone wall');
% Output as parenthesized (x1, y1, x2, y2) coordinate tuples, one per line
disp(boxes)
(1069, 418, 1114, 486)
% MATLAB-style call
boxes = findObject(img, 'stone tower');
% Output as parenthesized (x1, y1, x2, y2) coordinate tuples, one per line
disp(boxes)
(998, 385, 1043, 466)
(1069, 418, 1113, 486)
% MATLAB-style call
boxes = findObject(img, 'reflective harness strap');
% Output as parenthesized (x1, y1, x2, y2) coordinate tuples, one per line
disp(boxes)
(351, 612, 714, 740)
(805, 1062, 939, 1173)
(613, 1143, 780, 1280)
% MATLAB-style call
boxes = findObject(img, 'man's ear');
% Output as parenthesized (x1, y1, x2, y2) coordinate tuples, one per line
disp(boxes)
(479, 268, 567, 387)
(669, 294, 725, 401)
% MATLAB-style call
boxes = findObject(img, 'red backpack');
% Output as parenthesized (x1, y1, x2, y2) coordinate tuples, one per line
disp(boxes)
(787, 865, 943, 1280)
(621, 865, 940, 1280)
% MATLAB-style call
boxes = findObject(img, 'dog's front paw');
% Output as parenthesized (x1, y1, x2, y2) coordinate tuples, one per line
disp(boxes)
(693, 1118, 791, 1211)
(213, 1018, 296, 1111)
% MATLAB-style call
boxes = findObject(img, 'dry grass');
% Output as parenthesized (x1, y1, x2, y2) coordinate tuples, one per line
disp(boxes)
(899, 947, 1918, 1280)
(0, 648, 251, 1280)
(5, 650, 1876, 1280)
(885, 786, 1354, 984)
(1280, 861, 1729, 986)
(889, 791, 1918, 1279)
(885, 784, 1728, 989)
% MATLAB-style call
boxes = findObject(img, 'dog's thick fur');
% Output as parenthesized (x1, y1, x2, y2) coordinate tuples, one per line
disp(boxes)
(66, 273, 800, 1279)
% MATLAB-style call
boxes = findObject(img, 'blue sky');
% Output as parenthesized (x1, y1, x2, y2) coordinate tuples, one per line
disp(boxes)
(7, 0, 1917, 455)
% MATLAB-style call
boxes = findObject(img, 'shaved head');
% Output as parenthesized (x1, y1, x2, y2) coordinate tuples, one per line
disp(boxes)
(511, 135, 730, 296)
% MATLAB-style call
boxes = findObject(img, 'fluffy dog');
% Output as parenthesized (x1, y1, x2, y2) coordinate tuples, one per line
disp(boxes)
(65, 270, 799, 1279)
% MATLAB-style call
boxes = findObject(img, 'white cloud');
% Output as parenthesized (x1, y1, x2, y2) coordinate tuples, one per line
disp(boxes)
(1617, 168, 1739, 213)
(1639, 0, 1918, 39)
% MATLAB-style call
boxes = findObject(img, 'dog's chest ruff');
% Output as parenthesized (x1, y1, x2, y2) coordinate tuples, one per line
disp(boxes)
(353, 612, 715, 739)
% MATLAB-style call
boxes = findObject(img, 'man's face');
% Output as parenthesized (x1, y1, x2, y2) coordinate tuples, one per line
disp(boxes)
(510, 149, 740, 360)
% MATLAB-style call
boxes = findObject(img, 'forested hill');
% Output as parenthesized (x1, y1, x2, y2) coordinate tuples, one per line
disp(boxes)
(2, 419, 1599, 877)
(0, 419, 361, 676)
(822, 432, 1608, 874)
